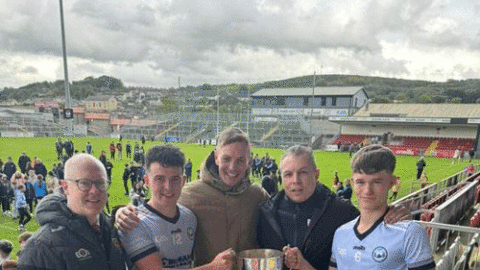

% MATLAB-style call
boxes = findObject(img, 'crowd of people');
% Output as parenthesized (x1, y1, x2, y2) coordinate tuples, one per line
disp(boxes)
(0, 129, 437, 270)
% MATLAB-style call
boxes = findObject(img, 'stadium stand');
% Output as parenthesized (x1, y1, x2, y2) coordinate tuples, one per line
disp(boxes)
(0, 108, 66, 137)
(329, 103, 480, 156)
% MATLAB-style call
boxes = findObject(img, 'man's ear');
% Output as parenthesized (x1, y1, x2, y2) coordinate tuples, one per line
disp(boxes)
(61, 180, 69, 196)
(314, 169, 320, 182)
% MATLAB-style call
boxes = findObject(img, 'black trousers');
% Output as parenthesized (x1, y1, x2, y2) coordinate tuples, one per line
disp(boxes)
(18, 207, 31, 226)
(417, 169, 423, 180)
(1, 197, 10, 212)
(26, 198, 34, 213)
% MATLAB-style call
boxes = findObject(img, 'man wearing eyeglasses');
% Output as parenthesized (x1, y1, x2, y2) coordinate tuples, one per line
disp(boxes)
(18, 154, 127, 270)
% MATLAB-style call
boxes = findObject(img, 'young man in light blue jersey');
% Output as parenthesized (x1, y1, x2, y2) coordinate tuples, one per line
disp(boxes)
(328, 144, 435, 270)
(119, 145, 235, 270)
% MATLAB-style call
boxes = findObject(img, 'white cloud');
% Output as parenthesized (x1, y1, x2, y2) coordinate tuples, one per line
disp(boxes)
(1, 0, 480, 88)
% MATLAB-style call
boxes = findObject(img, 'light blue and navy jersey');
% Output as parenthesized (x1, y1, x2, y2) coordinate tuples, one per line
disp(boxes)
(14, 189, 27, 208)
(330, 216, 435, 270)
(119, 203, 196, 269)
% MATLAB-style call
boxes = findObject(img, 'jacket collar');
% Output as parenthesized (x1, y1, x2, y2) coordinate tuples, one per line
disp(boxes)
(260, 184, 334, 247)
(201, 151, 251, 195)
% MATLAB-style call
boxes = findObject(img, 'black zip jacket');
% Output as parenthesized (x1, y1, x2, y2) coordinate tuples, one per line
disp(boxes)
(258, 184, 359, 270)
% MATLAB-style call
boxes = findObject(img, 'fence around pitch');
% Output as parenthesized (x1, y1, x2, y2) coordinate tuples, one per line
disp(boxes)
(418, 221, 480, 270)
(394, 165, 480, 217)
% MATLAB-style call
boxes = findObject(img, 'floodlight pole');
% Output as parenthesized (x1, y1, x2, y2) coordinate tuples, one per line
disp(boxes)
(310, 71, 316, 145)
(216, 87, 220, 138)
(247, 86, 250, 136)
(59, 0, 73, 135)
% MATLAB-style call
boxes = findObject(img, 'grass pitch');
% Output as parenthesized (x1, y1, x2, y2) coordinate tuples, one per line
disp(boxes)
(0, 136, 473, 257)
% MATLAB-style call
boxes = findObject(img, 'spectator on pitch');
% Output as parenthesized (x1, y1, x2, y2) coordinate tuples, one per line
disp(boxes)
(253, 154, 263, 177)
(63, 139, 74, 158)
(134, 143, 139, 156)
(46, 171, 59, 194)
(0, 175, 9, 215)
(52, 163, 64, 181)
(128, 181, 147, 207)
(116, 142, 123, 160)
(86, 142, 92, 155)
(24, 163, 34, 177)
(261, 170, 278, 196)
(33, 160, 47, 180)
(116, 128, 270, 267)
(55, 138, 63, 160)
(33, 175, 47, 204)
(416, 156, 426, 180)
(258, 145, 411, 270)
(18, 153, 31, 174)
(99, 150, 107, 169)
(109, 142, 116, 160)
(328, 145, 435, 270)
(126, 143, 132, 159)
(24, 171, 36, 213)
(0, 239, 13, 267)
(389, 178, 401, 201)
(141, 135, 146, 145)
(18, 154, 127, 270)
(14, 184, 31, 231)
(453, 148, 462, 164)
(105, 160, 113, 185)
(129, 162, 142, 187)
(337, 178, 352, 201)
(469, 148, 475, 161)
(3, 157, 16, 181)
(122, 164, 130, 195)
(184, 158, 193, 182)
(119, 145, 234, 269)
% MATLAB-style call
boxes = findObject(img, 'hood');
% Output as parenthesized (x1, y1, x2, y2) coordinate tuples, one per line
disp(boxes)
(35, 191, 69, 226)
(201, 151, 251, 195)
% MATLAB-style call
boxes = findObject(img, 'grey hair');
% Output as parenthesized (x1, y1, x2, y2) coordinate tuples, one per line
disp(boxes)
(279, 145, 317, 171)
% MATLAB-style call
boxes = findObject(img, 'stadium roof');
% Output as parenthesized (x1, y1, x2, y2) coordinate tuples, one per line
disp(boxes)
(355, 103, 480, 118)
(252, 86, 366, 97)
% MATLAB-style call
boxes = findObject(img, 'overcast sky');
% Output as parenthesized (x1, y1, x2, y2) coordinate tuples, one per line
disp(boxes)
(1, 0, 480, 89)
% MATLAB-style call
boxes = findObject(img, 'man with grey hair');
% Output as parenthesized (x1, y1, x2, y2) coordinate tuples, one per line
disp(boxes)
(18, 154, 126, 270)
(258, 145, 410, 270)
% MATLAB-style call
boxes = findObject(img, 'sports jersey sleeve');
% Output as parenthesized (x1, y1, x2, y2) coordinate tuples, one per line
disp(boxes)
(329, 230, 338, 268)
(119, 219, 158, 264)
(404, 222, 436, 270)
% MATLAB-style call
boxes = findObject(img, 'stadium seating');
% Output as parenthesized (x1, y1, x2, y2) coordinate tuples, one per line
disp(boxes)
(331, 134, 366, 145)
(331, 134, 476, 157)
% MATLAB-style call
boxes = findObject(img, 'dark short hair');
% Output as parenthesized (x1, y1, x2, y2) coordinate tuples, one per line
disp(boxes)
(145, 145, 185, 172)
(217, 128, 250, 148)
(0, 239, 13, 255)
(351, 144, 395, 174)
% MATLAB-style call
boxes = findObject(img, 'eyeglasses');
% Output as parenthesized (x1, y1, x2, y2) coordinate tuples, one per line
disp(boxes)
(68, 179, 107, 192)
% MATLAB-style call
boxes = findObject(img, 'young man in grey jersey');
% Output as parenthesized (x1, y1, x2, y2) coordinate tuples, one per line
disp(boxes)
(119, 145, 235, 270)
(328, 145, 435, 270)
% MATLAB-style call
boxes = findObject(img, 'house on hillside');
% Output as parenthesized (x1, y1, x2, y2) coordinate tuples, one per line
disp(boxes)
(84, 95, 118, 112)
